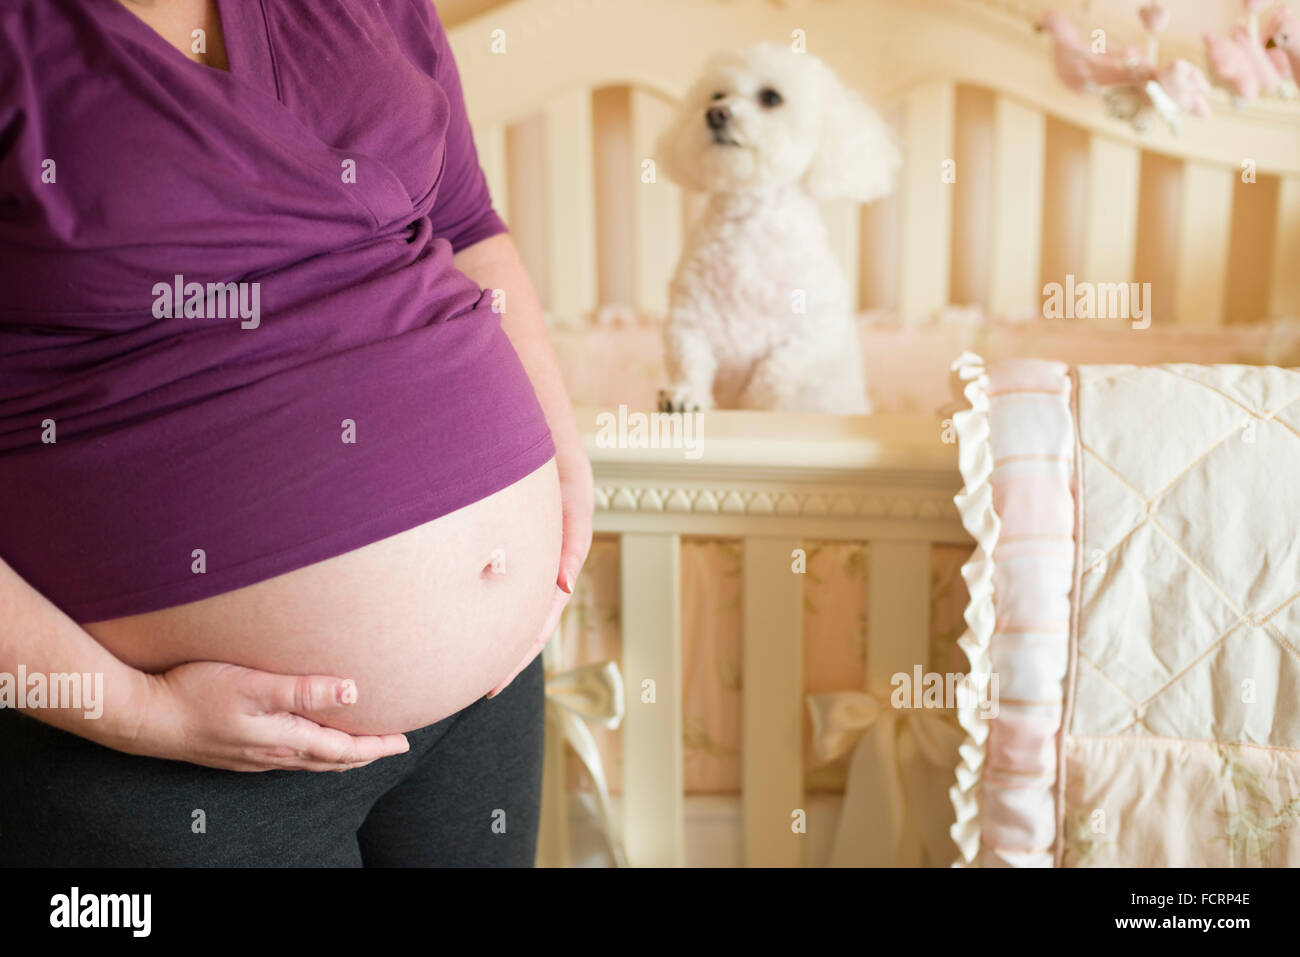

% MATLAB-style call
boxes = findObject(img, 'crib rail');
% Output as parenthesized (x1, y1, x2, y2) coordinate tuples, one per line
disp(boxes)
(576, 408, 965, 865)
(453, 0, 1300, 328)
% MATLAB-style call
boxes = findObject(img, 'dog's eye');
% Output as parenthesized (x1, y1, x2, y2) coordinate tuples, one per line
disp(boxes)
(711, 91, 726, 101)
(758, 87, 783, 107)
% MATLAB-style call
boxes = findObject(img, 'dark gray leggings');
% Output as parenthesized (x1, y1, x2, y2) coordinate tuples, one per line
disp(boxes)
(0, 655, 544, 867)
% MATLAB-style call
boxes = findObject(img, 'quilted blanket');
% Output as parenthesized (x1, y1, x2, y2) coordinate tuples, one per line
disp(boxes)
(950, 354, 1300, 867)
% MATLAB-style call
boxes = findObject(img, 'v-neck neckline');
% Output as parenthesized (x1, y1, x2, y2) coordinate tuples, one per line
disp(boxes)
(96, 0, 282, 102)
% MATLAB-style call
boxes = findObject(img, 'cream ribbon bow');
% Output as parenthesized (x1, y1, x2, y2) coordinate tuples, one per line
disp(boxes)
(807, 691, 964, 867)
(545, 659, 628, 867)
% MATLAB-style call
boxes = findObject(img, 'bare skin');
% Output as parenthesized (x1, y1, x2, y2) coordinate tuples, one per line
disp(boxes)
(0, 1, 593, 771)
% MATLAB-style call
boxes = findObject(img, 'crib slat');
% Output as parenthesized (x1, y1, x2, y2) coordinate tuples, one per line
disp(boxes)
(1270, 176, 1300, 318)
(1083, 135, 1140, 284)
(866, 542, 932, 696)
(897, 81, 955, 320)
(536, 708, 571, 867)
(631, 89, 683, 318)
(619, 533, 684, 866)
(741, 536, 805, 867)
(478, 124, 510, 224)
(1174, 161, 1234, 326)
(950, 86, 994, 308)
(988, 95, 1045, 318)
(506, 115, 549, 310)
(1040, 119, 1088, 298)
(821, 202, 862, 313)
(545, 90, 598, 317)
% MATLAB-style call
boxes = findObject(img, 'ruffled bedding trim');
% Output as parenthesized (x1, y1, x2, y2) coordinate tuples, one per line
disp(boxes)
(948, 352, 999, 867)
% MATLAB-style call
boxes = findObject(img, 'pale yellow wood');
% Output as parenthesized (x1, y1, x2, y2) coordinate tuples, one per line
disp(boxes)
(619, 533, 684, 867)
(535, 713, 571, 867)
(535, 633, 569, 867)
(451, 0, 1299, 330)
(950, 85, 994, 307)
(741, 536, 805, 867)
(988, 95, 1045, 317)
(1134, 152, 1181, 326)
(576, 411, 969, 867)
(821, 202, 862, 313)
(505, 116, 548, 309)
(1083, 134, 1140, 283)
(544, 89, 597, 317)
(592, 87, 634, 306)
(1039, 117, 1087, 295)
(1270, 176, 1300, 318)
(451, 0, 1300, 178)
(631, 89, 683, 317)
(866, 541, 933, 698)
(582, 409, 967, 545)
(1174, 162, 1234, 326)
(478, 124, 509, 224)
(897, 81, 955, 320)
(1225, 175, 1278, 325)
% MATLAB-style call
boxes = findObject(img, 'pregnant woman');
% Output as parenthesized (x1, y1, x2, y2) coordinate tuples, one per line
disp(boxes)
(0, 0, 593, 866)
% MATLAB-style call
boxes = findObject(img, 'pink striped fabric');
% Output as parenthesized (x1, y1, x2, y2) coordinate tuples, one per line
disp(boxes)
(979, 359, 1076, 866)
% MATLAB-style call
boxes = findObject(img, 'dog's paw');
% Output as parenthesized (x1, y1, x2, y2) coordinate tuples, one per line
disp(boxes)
(657, 387, 705, 414)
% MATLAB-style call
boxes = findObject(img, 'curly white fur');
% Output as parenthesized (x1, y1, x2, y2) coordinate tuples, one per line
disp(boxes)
(655, 43, 900, 414)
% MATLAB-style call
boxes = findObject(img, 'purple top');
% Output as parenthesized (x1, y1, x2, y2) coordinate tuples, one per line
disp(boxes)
(0, 0, 555, 622)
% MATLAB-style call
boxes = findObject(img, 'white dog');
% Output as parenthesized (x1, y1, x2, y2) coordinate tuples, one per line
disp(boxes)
(654, 44, 900, 414)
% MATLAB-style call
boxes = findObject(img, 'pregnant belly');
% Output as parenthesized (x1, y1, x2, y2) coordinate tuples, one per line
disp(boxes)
(84, 458, 562, 735)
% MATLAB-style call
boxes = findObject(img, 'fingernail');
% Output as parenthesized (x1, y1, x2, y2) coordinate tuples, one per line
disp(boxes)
(559, 569, 574, 594)
(485, 688, 499, 700)
(338, 679, 358, 705)
(399, 736, 410, 753)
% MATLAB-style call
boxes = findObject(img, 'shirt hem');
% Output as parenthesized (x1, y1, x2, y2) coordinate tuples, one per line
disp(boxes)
(70, 430, 556, 624)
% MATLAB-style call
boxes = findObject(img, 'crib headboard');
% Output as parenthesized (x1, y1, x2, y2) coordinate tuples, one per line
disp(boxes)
(449, 0, 1300, 328)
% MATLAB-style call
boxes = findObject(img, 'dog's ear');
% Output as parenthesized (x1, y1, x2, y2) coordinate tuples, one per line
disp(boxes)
(802, 67, 900, 202)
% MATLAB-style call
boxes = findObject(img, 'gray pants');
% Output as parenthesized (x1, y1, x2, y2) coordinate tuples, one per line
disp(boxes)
(0, 656, 544, 867)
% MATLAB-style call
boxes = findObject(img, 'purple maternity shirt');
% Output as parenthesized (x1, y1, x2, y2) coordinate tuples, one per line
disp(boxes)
(0, 0, 555, 622)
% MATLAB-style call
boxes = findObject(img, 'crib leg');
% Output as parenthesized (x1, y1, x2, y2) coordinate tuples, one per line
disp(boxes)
(742, 535, 805, 867)
(619, 532, 684, 866)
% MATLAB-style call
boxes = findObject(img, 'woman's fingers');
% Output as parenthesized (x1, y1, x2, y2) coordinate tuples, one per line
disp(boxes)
(557, 501, 592, 594)
(556, 450, 594, 595)
(535, 582, 571, 649)
(234, 670, 409, 768)
(243, 670, 358, 716)
(271, 715, 410, 765)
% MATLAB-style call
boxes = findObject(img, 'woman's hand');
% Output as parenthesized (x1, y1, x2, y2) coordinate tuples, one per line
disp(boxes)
(3, 557, 408, 771)
(121, 660, 411, 772)
(487, 434, 593, 698)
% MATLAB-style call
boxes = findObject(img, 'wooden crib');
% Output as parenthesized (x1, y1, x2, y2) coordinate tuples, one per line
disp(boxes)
(444, 0, 1300, 866)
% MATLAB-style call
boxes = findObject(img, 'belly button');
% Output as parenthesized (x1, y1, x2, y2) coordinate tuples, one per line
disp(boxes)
(482, 548, 507, 577)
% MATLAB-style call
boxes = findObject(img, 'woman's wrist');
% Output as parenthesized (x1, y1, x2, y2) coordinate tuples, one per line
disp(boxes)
(75, 664, 163, 755)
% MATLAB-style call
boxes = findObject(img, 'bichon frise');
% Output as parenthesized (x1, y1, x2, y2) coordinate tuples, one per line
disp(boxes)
(655, 43, 900, 414)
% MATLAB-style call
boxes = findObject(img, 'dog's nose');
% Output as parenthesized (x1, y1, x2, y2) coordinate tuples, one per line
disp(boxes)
(706, 106, 730, 130)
